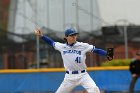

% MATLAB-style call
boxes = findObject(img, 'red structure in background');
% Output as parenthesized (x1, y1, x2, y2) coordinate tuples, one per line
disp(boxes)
(2, 40, 140, 69)
(3, 51, 34, 69)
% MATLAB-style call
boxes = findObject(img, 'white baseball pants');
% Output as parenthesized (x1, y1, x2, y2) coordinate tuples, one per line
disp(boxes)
(55, 72, 100, 93)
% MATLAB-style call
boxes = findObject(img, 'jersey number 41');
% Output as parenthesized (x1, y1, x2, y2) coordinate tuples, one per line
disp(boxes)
(75, 57, 81, 63)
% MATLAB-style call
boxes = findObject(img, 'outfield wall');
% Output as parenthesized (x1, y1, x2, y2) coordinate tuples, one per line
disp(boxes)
(0, 66, 140, 92)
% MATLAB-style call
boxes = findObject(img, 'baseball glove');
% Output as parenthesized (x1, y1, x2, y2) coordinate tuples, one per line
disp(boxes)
(106, 48, 114, 61)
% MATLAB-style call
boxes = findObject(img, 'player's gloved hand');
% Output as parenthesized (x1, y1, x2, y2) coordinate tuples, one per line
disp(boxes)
(34, 27, 43, 36)
(106, 48, 114, 61)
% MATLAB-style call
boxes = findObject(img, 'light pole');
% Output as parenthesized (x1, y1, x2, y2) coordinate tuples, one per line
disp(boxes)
(36, 36, 40, 68)
(115, 19, 129, 59)
(35, 0, 40, 68)
(123, 22, 128, 59)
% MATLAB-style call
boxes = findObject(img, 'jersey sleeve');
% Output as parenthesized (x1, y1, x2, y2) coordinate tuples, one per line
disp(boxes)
(54, 42, 64, 51)
(83, 43, 95, 53)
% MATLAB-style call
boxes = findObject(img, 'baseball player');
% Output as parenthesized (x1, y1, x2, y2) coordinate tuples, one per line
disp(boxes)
(34, 27, 113, 93)
(129, 51, 140, 93)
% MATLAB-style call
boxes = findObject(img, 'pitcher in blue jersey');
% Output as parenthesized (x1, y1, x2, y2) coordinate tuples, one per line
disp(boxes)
(34, 27, 113, 93)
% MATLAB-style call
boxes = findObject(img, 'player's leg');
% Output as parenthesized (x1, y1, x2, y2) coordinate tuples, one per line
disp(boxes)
(56, 75, 77, 93)
(80, 73, 100, 93)
(129, 76, 138, 93)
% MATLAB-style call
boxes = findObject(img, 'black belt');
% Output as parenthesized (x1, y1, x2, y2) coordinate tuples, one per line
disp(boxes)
(66, 70, 86, 74)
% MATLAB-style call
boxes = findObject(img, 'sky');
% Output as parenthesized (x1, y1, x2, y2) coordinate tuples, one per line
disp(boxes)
(98, 0, 140, 26)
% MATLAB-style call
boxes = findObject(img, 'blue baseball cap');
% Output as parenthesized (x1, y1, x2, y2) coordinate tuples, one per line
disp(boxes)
(65, 28, 78, 37)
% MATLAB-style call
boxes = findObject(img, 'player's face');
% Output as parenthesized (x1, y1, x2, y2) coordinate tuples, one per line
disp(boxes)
(136, 55, 140, 60)
(66, 34, 77, 44)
